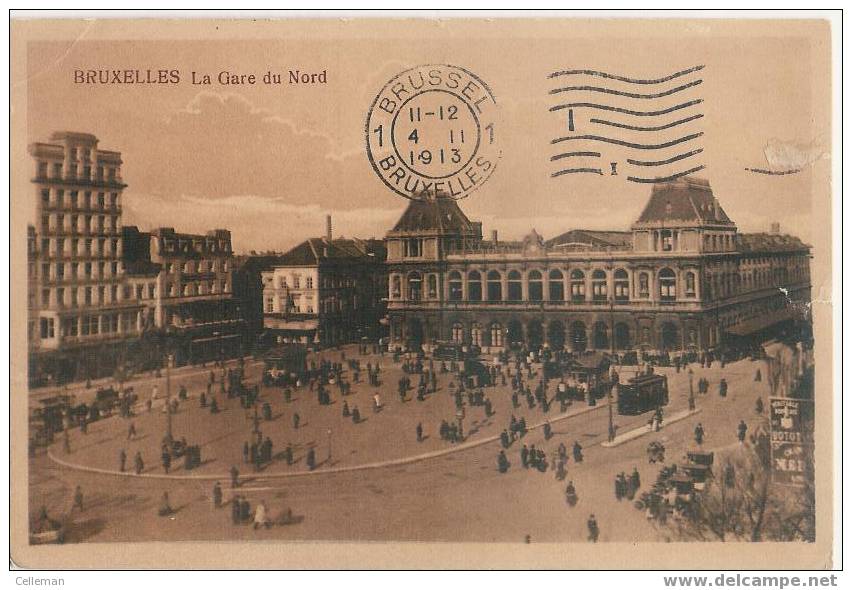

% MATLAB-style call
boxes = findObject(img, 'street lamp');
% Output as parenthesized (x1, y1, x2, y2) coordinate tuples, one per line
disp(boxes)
(688, 367, 695, 411)
(165, 353, 174, 444)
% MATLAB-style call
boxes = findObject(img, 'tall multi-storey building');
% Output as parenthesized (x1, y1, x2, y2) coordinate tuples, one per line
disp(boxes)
(28, 132, 245, 385)
(261, 222, 387, 347)
(28, 132, 147, 384)
(384, 177, 812, 354)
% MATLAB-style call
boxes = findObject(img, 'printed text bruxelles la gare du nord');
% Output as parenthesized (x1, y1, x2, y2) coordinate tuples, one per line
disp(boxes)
(73, 69, 328, 85)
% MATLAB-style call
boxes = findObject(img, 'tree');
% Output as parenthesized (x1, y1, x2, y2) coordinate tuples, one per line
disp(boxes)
(669, 424, 814, 542)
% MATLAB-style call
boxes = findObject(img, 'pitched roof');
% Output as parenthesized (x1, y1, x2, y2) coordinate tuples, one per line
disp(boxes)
(390, 196, 478, 234)
(737, 233, 810, 254)
(274, 238, 386, 267)
(547, 229, 633, 249)
(634, 177, 733, 226)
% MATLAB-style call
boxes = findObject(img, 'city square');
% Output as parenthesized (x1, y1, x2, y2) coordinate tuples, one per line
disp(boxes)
(29, 343, 779, 544)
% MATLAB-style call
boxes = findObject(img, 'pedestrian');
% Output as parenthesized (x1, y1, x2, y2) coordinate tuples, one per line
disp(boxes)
(158, 491, 173, 517)
(127, 422, 137, 441)
(500, 430, 510, 449)
(253, 501, 269, 530)
(213, 481, 223, 508)
(119, 449, 127, 472)
(352, 406, 361, 424)
(497, 450, 510, 473)
(587, 514, 599, 542)
(737, 420, 748, 443)
(544, 421, 552, 440)
(134, 451, 144, 474)
(631, 466, 641, 491)
(307, 447, 316, 471)
(719, 379, 728, 398)
(229, 465, 239, 490)
(231, 494, 241, 524)
(614, 475, 623, 501)
(342, 400, 350, 417)
(521, 444, 529, 468)
(755, 397, 764, 414)
(694, 423, 705, 446)
(293, 412, 300, 430)
(162, 449, 172, 474)
(73, 485, 84, 512)
(416, 422, 423, 442)
(573, 441, 583, 463)
(285, 444, 293, 465)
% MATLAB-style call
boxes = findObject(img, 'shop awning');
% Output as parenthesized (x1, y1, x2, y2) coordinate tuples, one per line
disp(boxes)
(725, 308, 797, 337)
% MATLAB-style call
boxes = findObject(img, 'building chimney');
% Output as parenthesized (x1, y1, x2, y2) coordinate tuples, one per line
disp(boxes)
(770, 222, 781, 235)
(326, 215, 332, 241)
(491, 229, 498, 244)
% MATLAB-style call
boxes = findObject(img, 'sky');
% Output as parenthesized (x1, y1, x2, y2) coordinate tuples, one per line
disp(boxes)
(19, 19, 831, 254)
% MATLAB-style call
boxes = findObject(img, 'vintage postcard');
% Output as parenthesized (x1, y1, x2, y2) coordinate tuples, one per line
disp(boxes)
(9, 14, 837, 570)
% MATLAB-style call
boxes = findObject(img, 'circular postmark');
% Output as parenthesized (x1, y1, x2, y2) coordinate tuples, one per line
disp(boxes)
(365, 64, 500, 201)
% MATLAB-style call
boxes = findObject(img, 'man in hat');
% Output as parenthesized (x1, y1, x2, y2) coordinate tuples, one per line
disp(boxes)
(213, 481, 223, 508)
(587, 514, 599, 542)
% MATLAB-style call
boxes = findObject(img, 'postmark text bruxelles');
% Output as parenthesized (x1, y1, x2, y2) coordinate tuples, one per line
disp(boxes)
(366, 64, 500, 201)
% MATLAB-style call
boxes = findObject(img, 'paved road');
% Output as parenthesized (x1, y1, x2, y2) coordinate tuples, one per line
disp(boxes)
(29, 352, 770, 544)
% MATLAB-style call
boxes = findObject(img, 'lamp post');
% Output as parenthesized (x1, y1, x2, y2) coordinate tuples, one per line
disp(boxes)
(688, 367, 695, 411)
(165, 353, 174, 444)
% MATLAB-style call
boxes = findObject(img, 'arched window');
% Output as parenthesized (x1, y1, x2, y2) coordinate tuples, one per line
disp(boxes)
(391, 275, 401, 299)
(467, 270, 482, 301)
(592, 269, 607, 301)
(548, 269, 564, 301)
(685, 271, 696, 297)
(470, 322, 483, 346)
(407, 271, 422, 301)
(507, 270, 522, 301)
(638, 272, 650, 298)
(451, 322, 464, 344)
(659, 268, 676, 300)
(490, 322, 504, 347)
(570, 269, 585, 302)
(448, 271, 462, 301)
(487, 270, 502, 301)
(528, 270, 543, 302)
(614, 268, 629, 301)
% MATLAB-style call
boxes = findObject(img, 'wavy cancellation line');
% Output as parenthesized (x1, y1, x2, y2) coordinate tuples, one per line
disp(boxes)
(549, 98, 703, 117)
(547, 65, 705, 85)
(551, 132, 703, 150)
(549, 79, 702, 100)
(590, 114, 704, 132)
(550, 151, 601, 161)
(745, 167, 802, 175)
(551, 168, 604, 177)
(627, 149, 704, 167)
(627, 165, 707, 184)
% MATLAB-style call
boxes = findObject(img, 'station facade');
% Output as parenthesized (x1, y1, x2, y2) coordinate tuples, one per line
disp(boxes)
(384, 177, 812, 355)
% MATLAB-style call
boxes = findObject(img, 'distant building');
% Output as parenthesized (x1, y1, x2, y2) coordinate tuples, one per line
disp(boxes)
(27, 132, 244, 385)
(384, 177, 812, 354)
(121, 226, 244, 364)
(261, 235, 387, 347)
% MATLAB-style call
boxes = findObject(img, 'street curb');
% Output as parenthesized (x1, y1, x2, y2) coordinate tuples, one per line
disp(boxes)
(600, 407, 702, 448)
(46, 401, 608, 481)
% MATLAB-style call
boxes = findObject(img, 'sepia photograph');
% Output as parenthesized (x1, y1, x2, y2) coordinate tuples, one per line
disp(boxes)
(8, 12, 839, 571)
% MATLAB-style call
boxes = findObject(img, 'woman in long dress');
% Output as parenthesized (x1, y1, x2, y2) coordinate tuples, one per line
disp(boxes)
(253, 501, 268, 529)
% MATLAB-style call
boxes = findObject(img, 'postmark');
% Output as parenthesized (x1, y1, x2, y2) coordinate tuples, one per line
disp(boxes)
(365, 64, 500, 201)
